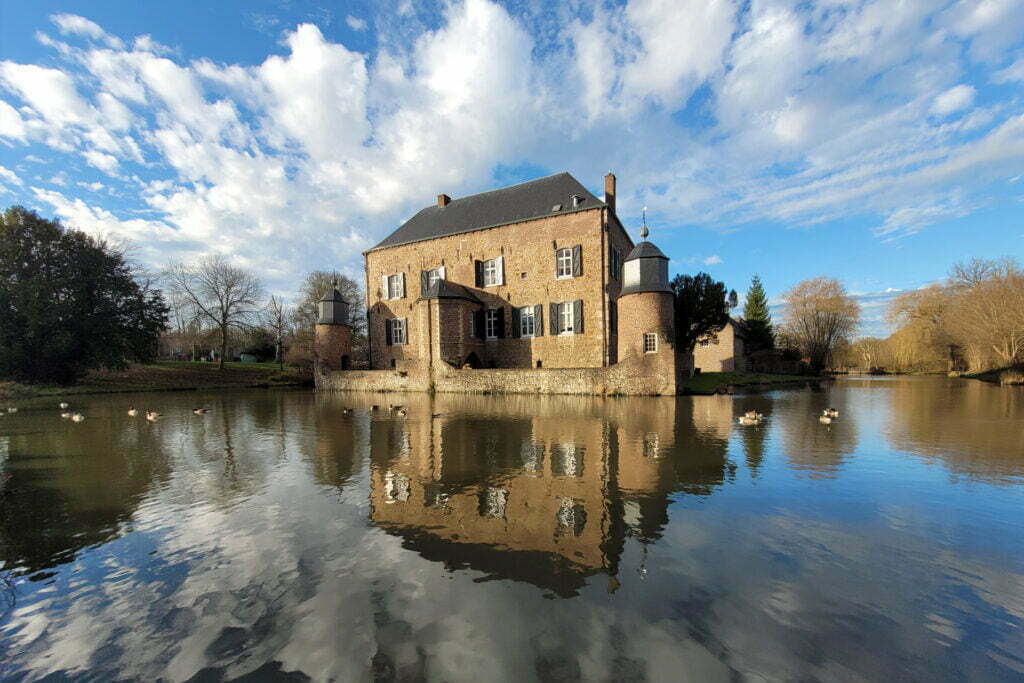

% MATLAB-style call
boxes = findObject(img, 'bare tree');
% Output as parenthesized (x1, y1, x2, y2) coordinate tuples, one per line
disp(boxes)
(782, 277, 860, 373)
(164, 256, 265, 370)
(293, 270, 367, 362)
(263, 295, 292, 370)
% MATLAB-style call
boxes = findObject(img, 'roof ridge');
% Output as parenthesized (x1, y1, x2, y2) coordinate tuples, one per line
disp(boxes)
(440, 171, 575, 206)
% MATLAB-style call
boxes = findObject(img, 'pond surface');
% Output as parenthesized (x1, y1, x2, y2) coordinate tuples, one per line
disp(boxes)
(1, 376, 1023, 681)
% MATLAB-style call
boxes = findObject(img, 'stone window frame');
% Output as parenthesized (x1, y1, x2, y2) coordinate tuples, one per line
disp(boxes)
(643, 332, 658, 353)
(518, 306, 536, 337)
(385, 273, 404, 300)
(389, 318, 408, 345)
(555, 247, 573, 279)
(559, 302, 574, 335)
(483, 258, 501, 287)
(485, 308, 500, 340)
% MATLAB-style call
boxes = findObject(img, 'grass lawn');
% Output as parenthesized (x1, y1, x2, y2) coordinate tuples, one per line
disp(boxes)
(679, 371, 818, 395)
(0, 360, 311, 399)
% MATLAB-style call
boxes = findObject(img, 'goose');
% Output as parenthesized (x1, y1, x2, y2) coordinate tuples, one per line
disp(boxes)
(396, 408, 408, 417)
(127, 407, 138, 417)
(744, 411, 764, 420)
(6, 407, 17, 413)
(825, 408, 840, 418)
(819, 415, 833, 425)
(737, 416, 760, 426)
(145, 411, 162, 422)
(192, 408, 209, 415)
(59, 402, 70, 410)
(61, 411, 73, 419)
(342, 407, 353, 414)
(70, 413, 85, 423)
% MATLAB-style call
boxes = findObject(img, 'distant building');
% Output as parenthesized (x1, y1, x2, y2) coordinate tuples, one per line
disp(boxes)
(692, 319, 748, 373)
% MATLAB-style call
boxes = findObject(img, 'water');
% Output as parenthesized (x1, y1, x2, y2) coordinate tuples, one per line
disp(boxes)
(0, 376, 1022, 681)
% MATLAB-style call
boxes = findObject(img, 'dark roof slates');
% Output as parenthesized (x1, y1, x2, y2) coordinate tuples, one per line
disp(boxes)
(371, 172, 605, 251)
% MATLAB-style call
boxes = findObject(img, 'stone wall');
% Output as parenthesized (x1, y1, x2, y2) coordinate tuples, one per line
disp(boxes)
(314, 323, 352, 371)
(693, 321, 747, 373)
(317, 350, 678, 396)
(365, 206, 634, 371)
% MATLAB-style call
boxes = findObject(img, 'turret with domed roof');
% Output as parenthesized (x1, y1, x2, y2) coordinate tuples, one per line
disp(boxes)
(615, 214, 679, 394)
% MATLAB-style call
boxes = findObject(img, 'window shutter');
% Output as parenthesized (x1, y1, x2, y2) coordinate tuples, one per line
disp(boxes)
(401, 318, 408, 344)
(473, 310, 484, 339)
(550, 302, 559, 335)
(475, 260, 484, 287)
(511, 306, 521, 338)
(400, 272, 406, 298)
(381, 274, 389, 300)
(439, 265, 446, 280)
(554, 249, 560, 279)
(496, 256, 505, 286)
(421, 270, 429, 294)
(572, 245, 582, 277)
(534, 304, 544, 336)
(384, 319, 393, 346)
(609, 300, 617, 333)
(573, 299, 584, 335)
(496, 306, 505, 338)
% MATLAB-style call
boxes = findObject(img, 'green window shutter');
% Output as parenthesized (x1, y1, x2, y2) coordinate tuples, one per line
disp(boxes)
(420, 270, 429, 294)
(474, 260, 484, 287)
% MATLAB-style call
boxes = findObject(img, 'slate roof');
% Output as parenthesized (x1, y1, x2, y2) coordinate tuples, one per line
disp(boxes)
(625, 241, 668, 261)
(370, 172, 605, 251)
(319, 287, 347, 303)
(418, 279, 482, 304)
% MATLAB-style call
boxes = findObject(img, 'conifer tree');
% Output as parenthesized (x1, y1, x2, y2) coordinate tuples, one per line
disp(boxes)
(743, 275, 775, 350)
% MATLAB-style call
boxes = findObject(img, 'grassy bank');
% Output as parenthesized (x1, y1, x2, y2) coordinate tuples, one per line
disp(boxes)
(0, 361, 312, 400)
(963, 365, 1024, 386)
(680, 371, 820, 395)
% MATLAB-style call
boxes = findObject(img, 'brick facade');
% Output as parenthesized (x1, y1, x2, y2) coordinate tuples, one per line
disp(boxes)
(314, 323, 352, 371)
(366, 206, 633, 372)
(692, 319, 747, 373)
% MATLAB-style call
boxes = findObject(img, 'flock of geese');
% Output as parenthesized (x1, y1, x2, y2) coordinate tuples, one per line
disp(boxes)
(737, 407, 841, 427)
(0, 401, 212, 424)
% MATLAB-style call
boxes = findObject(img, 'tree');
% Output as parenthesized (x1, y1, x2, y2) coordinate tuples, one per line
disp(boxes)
(263, 295, 292, 370)
(670, 272, 731, 354)
(164, 256, 264, 370)
(742, 275, 775, 351)
(293, 270, 367, 362)
(0, 206, 169, 383)
(781, 277, 860, 373)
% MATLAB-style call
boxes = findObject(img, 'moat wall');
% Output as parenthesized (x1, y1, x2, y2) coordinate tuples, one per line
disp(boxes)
(316, 353, 681, 396)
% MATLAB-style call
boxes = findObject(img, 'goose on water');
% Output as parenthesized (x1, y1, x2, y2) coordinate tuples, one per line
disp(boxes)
(819, 415, 833, 425)
(738, 415, 761, 426)
(824, 408, 840, 418)
(127, 407, 138, 416)
(70, 413, 85, 423)
(59, 402, 70, 410)
(192, 408, 209, 415)
(146, 411, 162, 422)
(61, 412, 72, 419)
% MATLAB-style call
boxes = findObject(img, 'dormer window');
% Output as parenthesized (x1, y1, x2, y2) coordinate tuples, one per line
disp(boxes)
(571, 194, 584, 208)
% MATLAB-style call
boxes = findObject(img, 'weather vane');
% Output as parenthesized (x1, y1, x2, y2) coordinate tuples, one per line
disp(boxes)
(640, 206, 649, 240)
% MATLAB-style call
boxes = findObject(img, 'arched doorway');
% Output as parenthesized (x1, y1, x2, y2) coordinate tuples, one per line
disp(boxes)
(463, 352, 483, 369)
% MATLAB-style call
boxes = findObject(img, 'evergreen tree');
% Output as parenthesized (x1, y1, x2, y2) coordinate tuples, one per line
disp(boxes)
(742, 275, 775, 350)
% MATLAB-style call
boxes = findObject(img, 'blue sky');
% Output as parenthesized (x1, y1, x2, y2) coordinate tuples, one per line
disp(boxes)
(1, 0, 1022, 336)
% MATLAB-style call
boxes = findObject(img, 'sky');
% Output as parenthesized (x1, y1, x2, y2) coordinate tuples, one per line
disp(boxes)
(0, 0, 1022, 336)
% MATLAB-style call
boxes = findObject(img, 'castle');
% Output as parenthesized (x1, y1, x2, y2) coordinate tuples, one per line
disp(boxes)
(315, 172, 687, 396)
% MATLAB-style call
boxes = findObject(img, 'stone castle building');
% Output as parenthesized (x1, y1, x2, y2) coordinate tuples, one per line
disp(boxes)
(316, 172, 685, 395)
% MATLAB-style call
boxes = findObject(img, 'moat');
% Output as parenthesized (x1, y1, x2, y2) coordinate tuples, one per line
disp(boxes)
(1, 376, 1022, 680)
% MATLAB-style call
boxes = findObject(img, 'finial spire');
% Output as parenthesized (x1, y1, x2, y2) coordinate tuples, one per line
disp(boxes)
(640, 206, 649, 240)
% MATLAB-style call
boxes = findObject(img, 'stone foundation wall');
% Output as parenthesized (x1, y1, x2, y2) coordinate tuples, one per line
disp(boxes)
(317, 352, 678, 396)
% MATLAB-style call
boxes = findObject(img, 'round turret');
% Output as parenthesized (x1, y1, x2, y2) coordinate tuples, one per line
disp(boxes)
(316, 279, 353, 371)
(621, 222, 670, 295)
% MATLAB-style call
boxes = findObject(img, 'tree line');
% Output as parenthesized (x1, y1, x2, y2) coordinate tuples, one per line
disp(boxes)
(840, 257, 1024, 374)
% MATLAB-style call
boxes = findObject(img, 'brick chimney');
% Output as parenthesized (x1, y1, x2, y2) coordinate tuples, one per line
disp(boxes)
(604, 173, 616, 215)
(438, 194, 451, 208)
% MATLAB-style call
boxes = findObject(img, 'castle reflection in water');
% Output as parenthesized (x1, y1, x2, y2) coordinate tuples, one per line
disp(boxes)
(314, 393, 745, 596)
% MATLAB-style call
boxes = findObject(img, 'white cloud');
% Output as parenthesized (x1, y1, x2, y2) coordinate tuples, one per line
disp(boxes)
(345, 15, 368, 31)
(50, 13, 124, 49)
(992, 55, 1024, 83)
(0, 164, 24, 191)
(703, 255, 723, 265)
(931, 85, 976, 116)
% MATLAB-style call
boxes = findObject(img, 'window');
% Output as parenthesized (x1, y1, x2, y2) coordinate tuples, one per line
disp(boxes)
(388, 318, 407, 345)
(519, 306, 536, 337)
(387, 273, 403, 299)
(479, 488, 509, 519)
(560, 303, 574, 334)
(485, 308, 500, 339)
(469, 313, 476, 339)
(552, 444, 584, 477)
(699, 338, 711, 347)
(611, 248, 622, 280)
(426, 268, 441, 288)
(483, 258, 500, 286)
(643, 332, 658, 353)
(556, 248, 573, 278)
